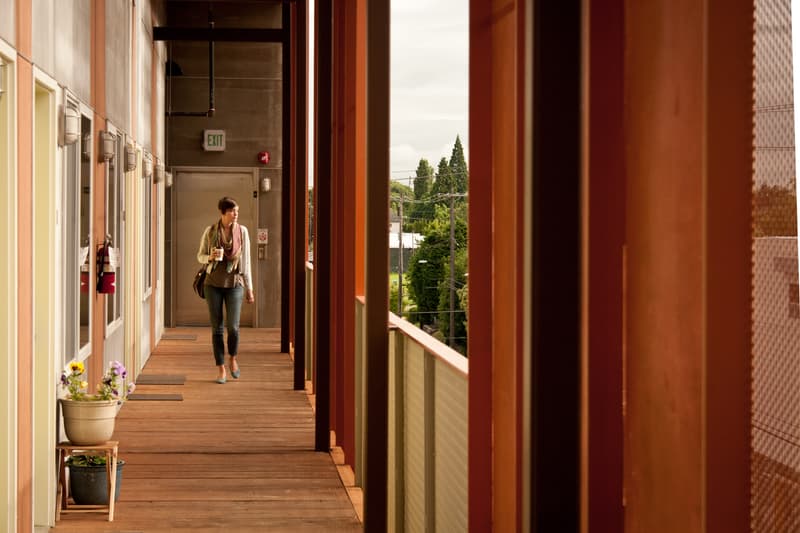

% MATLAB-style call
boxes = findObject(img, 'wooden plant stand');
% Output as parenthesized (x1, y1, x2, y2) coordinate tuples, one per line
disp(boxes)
(55, 440, 119, 522)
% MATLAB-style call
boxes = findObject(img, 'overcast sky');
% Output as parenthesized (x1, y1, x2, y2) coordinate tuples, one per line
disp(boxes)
(307, 1, 468, 185)
(390, 0, 469, 179)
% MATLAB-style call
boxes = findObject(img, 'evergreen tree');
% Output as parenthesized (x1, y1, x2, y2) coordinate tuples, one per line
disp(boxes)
(409, 158, 436, 232)
(414, 159, 434, 200)
(407, 233, 447, 326)
(448, 135, 468, 194)
(407, 204, 467, 328)
(437, 247, 468, 353)
(431, 157, 453, 198)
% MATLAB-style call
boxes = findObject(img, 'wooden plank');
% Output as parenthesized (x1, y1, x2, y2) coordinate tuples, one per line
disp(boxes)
(160, 333, 198, 340)
(134, 374, 186, 385)
(52, 327, 360, 531)
(126, 393, 184, 401)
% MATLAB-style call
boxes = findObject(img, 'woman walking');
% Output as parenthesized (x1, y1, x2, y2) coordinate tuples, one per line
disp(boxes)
(197, 196, 255, 383)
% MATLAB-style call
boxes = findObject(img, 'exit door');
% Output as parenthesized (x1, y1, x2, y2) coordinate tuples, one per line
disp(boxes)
(172, 170, 257, 326)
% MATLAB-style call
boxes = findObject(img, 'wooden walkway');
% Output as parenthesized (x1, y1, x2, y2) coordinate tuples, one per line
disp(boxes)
(51, 328, 362, 532)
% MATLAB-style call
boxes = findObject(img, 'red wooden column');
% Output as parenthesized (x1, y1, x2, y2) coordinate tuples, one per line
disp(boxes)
(289, 1, 297, 363)
(467, 1, 493, 529)
(468, 1, 529, 530)
(624, 1, 752, 531)
(704, 3, 753, 528)
(292, 0, 309, 392)
(313, 0, 333, 453)
(354, 1, 366, 300)
(330, 0, 344, 448)
(584, 0, 625, 530)
(331, 0, 362, 466)
(281, 0, 292, 352)
(471, 2, 584, 530)
(363, 0, 390, 529)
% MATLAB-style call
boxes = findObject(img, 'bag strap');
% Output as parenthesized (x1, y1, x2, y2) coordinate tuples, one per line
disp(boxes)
(206, 224, 215, 268)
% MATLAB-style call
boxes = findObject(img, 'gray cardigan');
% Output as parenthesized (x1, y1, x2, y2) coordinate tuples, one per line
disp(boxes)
(196, 224, 253, 292)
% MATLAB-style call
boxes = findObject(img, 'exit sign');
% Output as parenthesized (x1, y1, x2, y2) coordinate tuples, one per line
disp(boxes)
(203, 130, 226, 151)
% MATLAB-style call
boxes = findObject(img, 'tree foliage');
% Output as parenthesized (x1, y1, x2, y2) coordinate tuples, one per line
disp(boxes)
(431, 157, 453, 199)
(414, 158, 434, 199)
(400, 134, 470, 354)
(390, 180, 414, 217)
(753, 182, 797, 237)
(437, 247, 468, 348)
(407, 204, 467, 332)
(448, 135, 468, 195)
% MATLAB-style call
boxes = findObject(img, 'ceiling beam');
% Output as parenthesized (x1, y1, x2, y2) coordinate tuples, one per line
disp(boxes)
(153, 27, 286, 42)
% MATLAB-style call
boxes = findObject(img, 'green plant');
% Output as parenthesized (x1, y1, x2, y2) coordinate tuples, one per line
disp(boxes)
(60, 360, 135, 402)
(66, 454, 113, 467)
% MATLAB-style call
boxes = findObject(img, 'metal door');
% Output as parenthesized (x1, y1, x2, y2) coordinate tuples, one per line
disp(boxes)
(173, 169, 257, 326)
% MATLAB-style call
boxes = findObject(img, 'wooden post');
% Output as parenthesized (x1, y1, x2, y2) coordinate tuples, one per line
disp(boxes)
(363, 0, 390, 529)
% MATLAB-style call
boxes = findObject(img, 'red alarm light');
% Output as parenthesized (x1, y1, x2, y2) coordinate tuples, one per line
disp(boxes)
(258, 151, 270, 165)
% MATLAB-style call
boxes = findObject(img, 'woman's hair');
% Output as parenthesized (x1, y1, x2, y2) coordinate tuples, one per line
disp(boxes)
(218, 196, 238, 213)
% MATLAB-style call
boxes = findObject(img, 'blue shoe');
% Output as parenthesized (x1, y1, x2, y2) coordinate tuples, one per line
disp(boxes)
(215, 376, 227, 384)
(230, 366, 241, 379)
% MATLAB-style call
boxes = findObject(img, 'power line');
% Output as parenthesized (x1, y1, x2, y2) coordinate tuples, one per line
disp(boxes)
(389, 171, 470, 181)
(404, 310, 467, 315)
(390, 193, 468, 203)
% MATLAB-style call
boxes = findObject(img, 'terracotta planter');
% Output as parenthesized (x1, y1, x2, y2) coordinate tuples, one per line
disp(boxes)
(60, 399, 118, 445)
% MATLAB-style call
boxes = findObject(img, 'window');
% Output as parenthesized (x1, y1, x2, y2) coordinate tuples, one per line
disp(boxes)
(106, 129, 124, 329)
(63, 102, 93, 361)
(143, 154, 152, 294)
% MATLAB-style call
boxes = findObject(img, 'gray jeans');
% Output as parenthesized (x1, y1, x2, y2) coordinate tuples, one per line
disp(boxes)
(205, 285, 243, 366)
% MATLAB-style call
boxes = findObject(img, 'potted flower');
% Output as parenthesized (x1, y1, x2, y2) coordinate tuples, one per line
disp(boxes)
(66, 454, 125, 505)
(59, 360, 135, 445)
(65, 453, 126, 505)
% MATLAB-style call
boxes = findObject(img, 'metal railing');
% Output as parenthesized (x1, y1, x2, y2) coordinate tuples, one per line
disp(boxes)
(305, 262, 469, 530)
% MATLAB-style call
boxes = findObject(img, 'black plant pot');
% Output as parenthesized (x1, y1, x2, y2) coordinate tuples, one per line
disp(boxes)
(68, 460, 125, 505)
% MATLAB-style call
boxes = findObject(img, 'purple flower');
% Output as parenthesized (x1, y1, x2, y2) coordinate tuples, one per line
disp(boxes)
(110, 361, 127, 378)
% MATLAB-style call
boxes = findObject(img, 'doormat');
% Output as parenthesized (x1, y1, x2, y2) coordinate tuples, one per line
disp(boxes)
(135, 374, 186, 385)
(127, 393, 183, 401)
(161, 333, 198, 341)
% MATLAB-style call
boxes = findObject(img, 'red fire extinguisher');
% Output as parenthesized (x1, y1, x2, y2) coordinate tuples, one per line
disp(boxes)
(96, 238, 116, 294)
(80, 265, 90, 293)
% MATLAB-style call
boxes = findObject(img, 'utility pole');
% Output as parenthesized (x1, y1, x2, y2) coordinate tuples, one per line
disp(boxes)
(449, 187, 456, 347)
(398, 192, 404, 315)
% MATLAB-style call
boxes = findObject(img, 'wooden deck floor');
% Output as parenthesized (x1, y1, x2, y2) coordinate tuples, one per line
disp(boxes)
(51, 327, 362, 532)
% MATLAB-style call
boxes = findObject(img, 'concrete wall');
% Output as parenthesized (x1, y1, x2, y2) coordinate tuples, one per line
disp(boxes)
(54, 0, 91, 103)
(106, 0, 132, 131)
(29, 0, 136, 133)
(173, 3, 281, 29)
(31, 0, 54, 75)
(30, 0, 92, 102)
(138, 1, 153, 150)
(0, 0, 14, 46)
(166, 2, 284, 327)
(165, 3, 282, 167)
(166, 41, 283, 167)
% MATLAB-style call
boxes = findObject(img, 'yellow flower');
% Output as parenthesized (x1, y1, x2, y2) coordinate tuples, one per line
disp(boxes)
(69, 361, 85, 374)
(79, 381, 88, 389)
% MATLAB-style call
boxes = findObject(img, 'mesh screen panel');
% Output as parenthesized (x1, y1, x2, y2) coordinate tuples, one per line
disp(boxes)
(753, 0, 800, 530)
